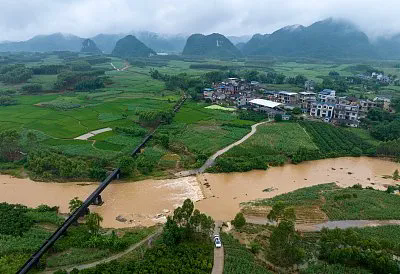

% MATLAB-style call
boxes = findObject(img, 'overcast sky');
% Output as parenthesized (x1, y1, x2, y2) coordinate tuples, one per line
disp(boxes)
(1, 0, 399, 41)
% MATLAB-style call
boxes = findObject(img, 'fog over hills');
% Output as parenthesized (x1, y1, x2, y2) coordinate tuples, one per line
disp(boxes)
(1, 18, 400, 59)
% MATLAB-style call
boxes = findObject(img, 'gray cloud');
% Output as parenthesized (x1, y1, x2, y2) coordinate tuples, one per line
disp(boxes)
(0, 0, 399, 41)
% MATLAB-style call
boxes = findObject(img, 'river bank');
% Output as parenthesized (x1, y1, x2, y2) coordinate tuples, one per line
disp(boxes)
(0, 157, 398, 228)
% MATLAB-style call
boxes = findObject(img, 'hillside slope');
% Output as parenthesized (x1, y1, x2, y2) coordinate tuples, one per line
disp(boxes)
(182, 33, 242, 58)
(111, 35, 156, 58)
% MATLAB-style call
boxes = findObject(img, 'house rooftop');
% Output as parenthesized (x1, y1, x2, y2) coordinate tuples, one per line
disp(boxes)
(279, 91, 298, 96)
(249, 99, 282, 108)
(299, 91, 316, 95)
(320, 89, 335, 95)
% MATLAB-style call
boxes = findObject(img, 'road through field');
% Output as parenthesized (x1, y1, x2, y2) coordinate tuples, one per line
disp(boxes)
(175, 120, 271, 177)
(45, 227, 163, 273)
(245, 216, 400, 232)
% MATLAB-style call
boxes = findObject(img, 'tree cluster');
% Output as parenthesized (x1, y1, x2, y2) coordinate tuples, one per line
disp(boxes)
(27, 149, 107, 181)
(0, 64, 32, 84)
(319, 228, 400, 274)
(54, 70, 105, 90)
(31, 64, 67, 75)
(163, 199, 214, 246)
(0, 203, 33, 236)
(22, 83, 43, 93)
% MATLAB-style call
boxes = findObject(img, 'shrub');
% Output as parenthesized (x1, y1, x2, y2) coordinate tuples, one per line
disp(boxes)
(232, 213, 246, 229)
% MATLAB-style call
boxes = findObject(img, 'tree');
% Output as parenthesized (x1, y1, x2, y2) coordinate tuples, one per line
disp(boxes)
(119, 156, 135, 176)
(232, 212, 246, 229)
(22, 84, 43, 93)
(85, 212, 103, 234)
(292, 107, 302, 115)
(69, 197, 83, 214)
(163, 199, 214, 246)
(0, 130, 21, 162)
(268, 220, 305, 266)
(393, 169, 399, 180)
(267, 202, 296, 223)
(274, 114, 282, 122)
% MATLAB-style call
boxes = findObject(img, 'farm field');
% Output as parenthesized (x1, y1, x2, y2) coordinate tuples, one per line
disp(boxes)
(212, 122, 319, 172)
(252, 183, 400, 221)
(221, 232, 271, 274)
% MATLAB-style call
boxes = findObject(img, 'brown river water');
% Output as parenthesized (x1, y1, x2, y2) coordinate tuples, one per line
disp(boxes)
(0, 157, 398, 228)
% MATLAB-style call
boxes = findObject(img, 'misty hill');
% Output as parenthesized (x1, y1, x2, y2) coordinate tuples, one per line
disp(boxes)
(373, 35, 400, 59)
(227, 35, 252, 45)
(182, 33, 242, 58)
(134, 31, 187, 53)
(0, 33, 83, 52)
(91, 34, 124, 54)
(111, 35, 156, 58)
(80, 39, 102, 54)
(242, 19, 378, 59)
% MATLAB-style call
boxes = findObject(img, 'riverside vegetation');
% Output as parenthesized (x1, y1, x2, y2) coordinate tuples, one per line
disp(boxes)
(225, 183, 400, 274)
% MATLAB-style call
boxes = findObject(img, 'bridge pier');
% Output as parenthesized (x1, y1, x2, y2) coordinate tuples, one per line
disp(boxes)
(92, 195, 103, 206)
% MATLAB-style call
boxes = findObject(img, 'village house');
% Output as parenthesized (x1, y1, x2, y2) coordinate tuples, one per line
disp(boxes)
(333, 104, 360, 127)
(304, 80, 315, 91)
(318, 89, 336, 102)
(203, 88, 214, 100)
(310, 102, 335, 122)
(299, 91, 316, 112)
(249, 98, 284, 118)
(277, 91, 298, 105)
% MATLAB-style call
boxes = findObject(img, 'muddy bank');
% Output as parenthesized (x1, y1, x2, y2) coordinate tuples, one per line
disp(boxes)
(0, 157, 398, 228)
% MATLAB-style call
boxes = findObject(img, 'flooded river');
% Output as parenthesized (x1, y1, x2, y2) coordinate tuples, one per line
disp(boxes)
(0, 157, 398, 228)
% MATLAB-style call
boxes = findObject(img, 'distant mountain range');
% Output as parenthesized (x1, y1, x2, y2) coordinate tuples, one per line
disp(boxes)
(1, 18, 400, 60)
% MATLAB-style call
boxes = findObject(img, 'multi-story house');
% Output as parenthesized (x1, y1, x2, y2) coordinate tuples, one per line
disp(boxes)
(277, 91, 298, 105)
(333, 104, 360, 127)
(304, 80, 315, 91)
(299, 91, 316, 112)
(310, 102, 335, 122)
(318, 89, 336, 102)
(203, 88, 214, 100)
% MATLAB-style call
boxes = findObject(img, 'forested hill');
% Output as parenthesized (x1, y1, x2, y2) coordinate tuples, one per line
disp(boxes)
(182, 33, 242, 58)
(0, 33, 83, 52)
(242, 18, 380, 59)
(80, 39, 102, 54)
(111, 35, 156, 58)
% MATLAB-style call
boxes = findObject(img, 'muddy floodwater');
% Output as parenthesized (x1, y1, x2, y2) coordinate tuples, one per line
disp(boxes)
(0, 157, 399, 228)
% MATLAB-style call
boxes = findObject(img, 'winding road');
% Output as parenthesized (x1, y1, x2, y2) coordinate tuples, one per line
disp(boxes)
(175, 120, 271, 177)
(45, 228, 162, 273)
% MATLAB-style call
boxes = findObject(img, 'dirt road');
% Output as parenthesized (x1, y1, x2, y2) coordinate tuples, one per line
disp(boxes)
(176, 120, 271, 177)
(212, 221, 224, 274)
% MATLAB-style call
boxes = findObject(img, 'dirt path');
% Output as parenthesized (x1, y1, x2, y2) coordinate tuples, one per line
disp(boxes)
(245, 216, 400, 232)
(45, 228, 162, 273)
(175, 120, 271, 177)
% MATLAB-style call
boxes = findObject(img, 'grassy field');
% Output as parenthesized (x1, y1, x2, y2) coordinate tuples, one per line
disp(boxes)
(156, 101, 253, 170)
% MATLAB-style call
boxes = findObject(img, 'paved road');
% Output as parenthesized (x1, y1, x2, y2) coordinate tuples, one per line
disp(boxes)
(44, 228, 162, 273)
(245, 216, 400, 232)
(175, 120, 271, 177)
(211, 221, 224, 274)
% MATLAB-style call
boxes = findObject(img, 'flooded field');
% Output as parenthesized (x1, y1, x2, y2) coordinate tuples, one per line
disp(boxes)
(0, 157, 398, 228)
